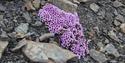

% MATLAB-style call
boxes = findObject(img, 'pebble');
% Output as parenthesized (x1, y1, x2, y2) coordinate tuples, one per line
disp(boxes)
(12, 39, 76, 63)
(108, 30, 119, 42)
(0, 40, 8, 59)
(48, 0, 78, 13)
(23, 12, 31, 23)
(115, 14, 124, 22)
(90, 3, 100, 12)
(15, 23, 29, 34)
(89, 49, 107, 63)
(25, 1, 35, 11)
(32, 0, 41, 9)
(0, 4, 6, 11)
(113, 1, 123, 7)
(0, 29, 9, 41)
(113, 20, 121, 26)
(103, 44, 120, 57)
(120, 23, 125, 33)
(0, 15, 3, 21)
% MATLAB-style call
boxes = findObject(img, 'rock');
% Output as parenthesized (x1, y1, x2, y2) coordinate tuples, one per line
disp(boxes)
(0, 29, 9, 41)
(0, 15, 3, 21)
(0, 4, 6, 11)
(24, 1, 35, 11)
(78, 0, 88, 2)
(0, 41, 8, 59)
(108, 30, 119, 42)
(90, 3, 100, 12)
(120, 23, 125, 33)
(12, 39, 76, 63)
(103, 44, 120, 57)
(113, 20, 121, 26)
(97, 42, 104, 51)
(23, 12, 31, 23)
(89, 49, 107, 63)
(115, 14, 124, 22)
(32, 0, 41, 9)
(15, 23, 29, 34)
(48, 0, 78, 13)
(113, 1, 123, 7)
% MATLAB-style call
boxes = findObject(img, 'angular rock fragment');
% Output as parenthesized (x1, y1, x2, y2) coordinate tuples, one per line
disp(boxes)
(12, 39, 76, 63)
(108, 30, 119, 42)
(113, 1, 124, 7)
(120, 23, 125, 33)
(103, 44, 120, 57)
(0, 41, 8, 59)
(90, 3, 100, 12)
(48, 0, 78, 13)
(89, 49, 107, 63)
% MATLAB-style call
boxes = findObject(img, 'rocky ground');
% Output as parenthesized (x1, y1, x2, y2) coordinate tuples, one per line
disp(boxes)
(0, 0, 125, 63)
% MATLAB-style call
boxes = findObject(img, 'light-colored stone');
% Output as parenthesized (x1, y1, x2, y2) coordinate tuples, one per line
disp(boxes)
(113, 20, 121, 26)
(90, 3, 100, 12)
(48, 0, 78, 13)
(115, 14, 124, 22)
(12, 39, 76, 63)
(89, 49, 107, 63)
(0, 41, 8, 58)
(108, 30, 119, 42)
(15, 23, 29, 34)
(103, 44, 120, 57)
(120, 23, 125, 33)
(32, 0, 41, 9)
(113, 1, 123, 7)
(25, 1, 35, 11)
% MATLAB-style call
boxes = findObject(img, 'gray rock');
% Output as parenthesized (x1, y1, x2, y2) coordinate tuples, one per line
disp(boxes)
(89, 49, 107, 63)
(48, 0, 78, 13)
(78, 0, 88, 2)
(12, 39, 76, 63)
(97, 42, 104, 51)
(108, 30, 119, 42)
(90, 3, 100, 12)
(32, 0, 41, 9)
(0, 29, 9, 41)
(115, 14, 124, 22)
(0, 4, 6, 11)
(0, 40, 8, 59)
(23, 12, 31, 23)
(15, 23, 29, 34)
(0, 15, 3, 21)
(103, 44, 120, 57)
(120, 23, 125, 33)
(113, 1, 123, 7)
(113, 20, 121, 26)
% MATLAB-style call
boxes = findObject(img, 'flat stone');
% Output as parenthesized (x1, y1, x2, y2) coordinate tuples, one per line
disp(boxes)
(113, 1, 123, 7)
(0, 41, 8, 59)
(108, 30, 119, 42)
(120, 23, 125, 33)
(90, 3, 100, 12)
(32, 0, 41, 9)
(13, 39, 76, 63)
(103, 44, 120, 57)
(115, 14, 124, 22)
(48, 0, 78, 13)
(15, 23, 29, 34)
(89, 49, 107, 63)
(25, 1, 35, 11)
(0, 15, 3, 21)
(0, 4, 6, 11)
(23, 12, 31, 23)
(113, 20, 121, 26)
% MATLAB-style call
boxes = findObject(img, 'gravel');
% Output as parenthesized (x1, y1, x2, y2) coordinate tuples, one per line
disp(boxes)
(0, 0, 125, 63)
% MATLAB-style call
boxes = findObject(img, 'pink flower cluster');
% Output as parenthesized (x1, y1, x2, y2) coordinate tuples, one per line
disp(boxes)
(38, 3, 88, 58)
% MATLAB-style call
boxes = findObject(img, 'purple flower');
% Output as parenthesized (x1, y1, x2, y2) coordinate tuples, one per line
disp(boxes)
(38, 3, 88, 59)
